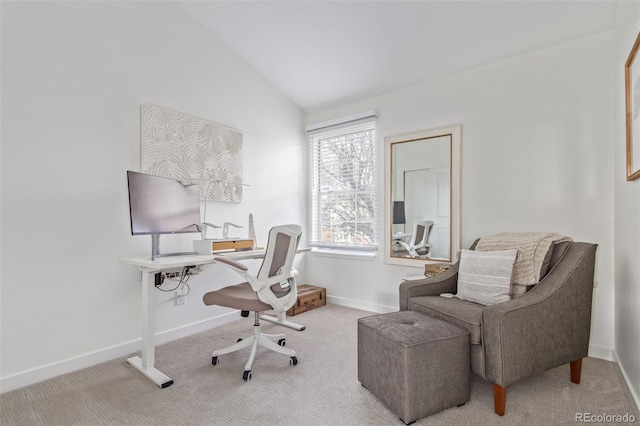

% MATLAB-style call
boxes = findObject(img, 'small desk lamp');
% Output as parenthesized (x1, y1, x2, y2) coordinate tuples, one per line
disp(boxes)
(200, 179, 250, 240)
(201, 180, 221, 240)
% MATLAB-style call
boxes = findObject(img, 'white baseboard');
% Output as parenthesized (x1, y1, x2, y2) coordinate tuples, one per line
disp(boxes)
(588, 344, 614, 361)
(613, 350, 640, 414)
(0, 311, 239, 394)
(327, 295, 396, 314)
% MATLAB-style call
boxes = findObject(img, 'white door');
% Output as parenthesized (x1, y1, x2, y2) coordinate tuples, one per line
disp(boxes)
(404, 167, 450, 258)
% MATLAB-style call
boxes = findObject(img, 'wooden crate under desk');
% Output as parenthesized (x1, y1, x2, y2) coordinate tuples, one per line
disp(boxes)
(287, 285, 326, 316)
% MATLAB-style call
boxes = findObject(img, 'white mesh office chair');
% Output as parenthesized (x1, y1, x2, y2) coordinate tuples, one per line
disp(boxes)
(399, 220, 434, 257)
(203, 224, 302, 380)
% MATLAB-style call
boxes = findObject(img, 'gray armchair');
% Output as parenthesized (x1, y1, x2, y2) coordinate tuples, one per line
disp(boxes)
(399, 240, 597, 416)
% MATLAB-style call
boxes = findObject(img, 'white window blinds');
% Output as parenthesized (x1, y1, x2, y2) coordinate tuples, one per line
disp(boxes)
(308, 118, 378, 251)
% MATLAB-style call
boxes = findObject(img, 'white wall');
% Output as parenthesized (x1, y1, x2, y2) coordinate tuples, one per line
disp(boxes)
(306, 32, 616, 359)
(1, 0, 632, 399)
(0, 1, 306, 392)
(613, 0, 640, 409)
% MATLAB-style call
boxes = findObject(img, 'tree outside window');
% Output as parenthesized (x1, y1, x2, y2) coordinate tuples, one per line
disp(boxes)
(310, 125, 377, 251)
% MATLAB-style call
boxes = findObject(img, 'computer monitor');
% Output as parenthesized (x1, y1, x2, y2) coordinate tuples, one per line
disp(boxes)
(127, 171, 201, 258)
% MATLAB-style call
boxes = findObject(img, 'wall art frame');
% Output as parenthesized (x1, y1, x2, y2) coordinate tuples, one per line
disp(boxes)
(140, 103, 245, 201)
(625, 32, 640, 181)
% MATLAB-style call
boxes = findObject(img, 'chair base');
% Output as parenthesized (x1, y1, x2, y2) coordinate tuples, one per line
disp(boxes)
(212, 313, 296, 379)
(260, 311, 306, 331)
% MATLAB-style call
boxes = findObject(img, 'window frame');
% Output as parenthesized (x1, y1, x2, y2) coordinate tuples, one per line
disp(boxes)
(307, 119, 379, 253)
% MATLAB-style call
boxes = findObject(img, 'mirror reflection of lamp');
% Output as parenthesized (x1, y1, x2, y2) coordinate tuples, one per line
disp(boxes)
(392, 201, 406, 225)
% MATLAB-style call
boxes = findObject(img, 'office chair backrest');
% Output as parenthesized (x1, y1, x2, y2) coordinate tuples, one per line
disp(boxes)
(255, 224, 302, 313)
(413, 224, 426, 245)
(412, 221, 434, 247)
(257, 224, 302, 284)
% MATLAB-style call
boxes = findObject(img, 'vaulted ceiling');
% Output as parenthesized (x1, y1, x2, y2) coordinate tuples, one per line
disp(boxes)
(181, 1, 618, 112)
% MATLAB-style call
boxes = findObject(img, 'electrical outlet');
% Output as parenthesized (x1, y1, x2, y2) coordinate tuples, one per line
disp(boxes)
(175, 289, 187, 306)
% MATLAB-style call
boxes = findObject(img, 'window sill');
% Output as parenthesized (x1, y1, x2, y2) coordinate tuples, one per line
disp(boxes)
(310, 248, 377, 260)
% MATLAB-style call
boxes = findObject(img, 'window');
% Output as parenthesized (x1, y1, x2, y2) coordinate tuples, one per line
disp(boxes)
(308, 118, 378, 252)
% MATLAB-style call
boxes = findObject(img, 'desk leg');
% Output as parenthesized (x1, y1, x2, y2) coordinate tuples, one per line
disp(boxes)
(127, 271, 173, 388)
(260, 312, 306, 331)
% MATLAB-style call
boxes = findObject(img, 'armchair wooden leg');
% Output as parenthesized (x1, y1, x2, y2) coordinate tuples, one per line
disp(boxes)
(493, 383, 506, 416)
(570, 358, 582, 384)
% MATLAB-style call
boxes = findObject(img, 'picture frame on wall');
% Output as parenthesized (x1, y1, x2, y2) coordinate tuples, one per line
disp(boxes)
(625, 32, 640, 181)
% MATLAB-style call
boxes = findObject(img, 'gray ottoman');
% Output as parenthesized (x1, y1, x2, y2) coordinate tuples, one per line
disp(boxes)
(358, 311, 470, 424)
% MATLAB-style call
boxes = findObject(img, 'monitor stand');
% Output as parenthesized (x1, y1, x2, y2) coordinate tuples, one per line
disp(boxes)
(150, 234, 197, 260)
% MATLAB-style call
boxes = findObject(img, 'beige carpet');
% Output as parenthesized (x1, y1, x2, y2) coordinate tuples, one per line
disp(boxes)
(1, 304, 638, 425)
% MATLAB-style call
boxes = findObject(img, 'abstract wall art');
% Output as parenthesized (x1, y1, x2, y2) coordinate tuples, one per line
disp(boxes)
(140, 103, 245, 201)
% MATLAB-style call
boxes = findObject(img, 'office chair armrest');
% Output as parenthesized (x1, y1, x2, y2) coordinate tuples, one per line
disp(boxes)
(398, 241, 411, 252)
(213, 256, 249, 271)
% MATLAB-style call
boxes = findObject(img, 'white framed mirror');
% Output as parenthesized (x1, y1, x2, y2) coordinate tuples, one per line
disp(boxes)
(383, 124, 461, 266)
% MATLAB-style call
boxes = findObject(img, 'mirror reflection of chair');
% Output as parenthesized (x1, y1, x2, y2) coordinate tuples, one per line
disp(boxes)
(399, 220, 434, 257)
(202, 224, 302, 381)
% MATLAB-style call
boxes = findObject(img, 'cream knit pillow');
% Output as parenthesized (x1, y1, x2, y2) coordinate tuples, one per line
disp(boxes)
(456, 249, 518, 306)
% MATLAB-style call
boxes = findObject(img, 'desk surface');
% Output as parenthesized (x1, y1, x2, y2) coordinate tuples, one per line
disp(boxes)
(120, 248, 309, 270)
(120, 254, 216, 270)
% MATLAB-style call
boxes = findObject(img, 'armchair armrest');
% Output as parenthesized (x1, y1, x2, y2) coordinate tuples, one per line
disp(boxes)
(399, 263, 459, 310)
(481, 242, 597, 387)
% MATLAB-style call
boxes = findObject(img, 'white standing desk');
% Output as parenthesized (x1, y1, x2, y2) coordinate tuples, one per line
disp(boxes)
(120, 248, 308, 388)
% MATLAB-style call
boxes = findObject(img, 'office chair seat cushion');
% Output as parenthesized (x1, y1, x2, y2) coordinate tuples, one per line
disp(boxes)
(203, 282, 291, 312)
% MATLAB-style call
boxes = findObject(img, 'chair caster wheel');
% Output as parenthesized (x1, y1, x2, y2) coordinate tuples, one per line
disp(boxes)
(240, 310, 249, 317)
(243, 370, 252, 381)
(290, 356, 298, 366)
(278, 339, 286, 346)
(212, 356, 218, 365)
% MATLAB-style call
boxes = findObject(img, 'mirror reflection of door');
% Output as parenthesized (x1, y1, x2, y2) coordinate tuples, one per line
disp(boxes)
(384, 124, 461, 267)
(391, 135, 450, 260)
(404, 167, 450, 259)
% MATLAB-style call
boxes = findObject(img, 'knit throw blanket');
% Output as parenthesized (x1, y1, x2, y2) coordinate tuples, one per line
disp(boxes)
(475, 232, 572, 286)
